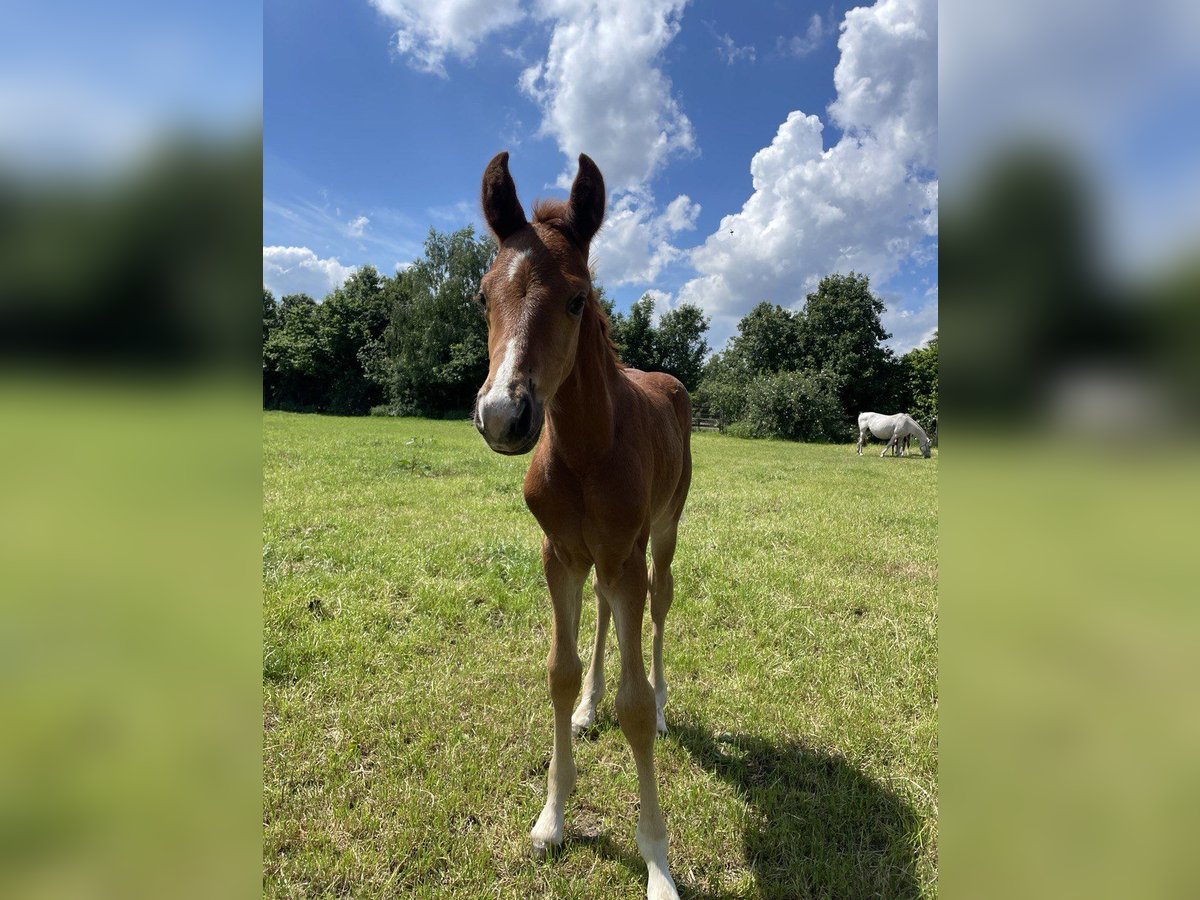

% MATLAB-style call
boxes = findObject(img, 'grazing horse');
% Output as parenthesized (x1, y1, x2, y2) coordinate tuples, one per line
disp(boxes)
(473, 151, 691, 900)
(857, 411, 931, 458)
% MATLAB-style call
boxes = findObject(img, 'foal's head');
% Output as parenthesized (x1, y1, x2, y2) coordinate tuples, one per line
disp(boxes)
(473, 152, 606, 455)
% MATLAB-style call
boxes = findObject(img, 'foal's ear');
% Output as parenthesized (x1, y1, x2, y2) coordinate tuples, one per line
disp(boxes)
(481, 151, 527, 243)
(566, 153, 606, 249)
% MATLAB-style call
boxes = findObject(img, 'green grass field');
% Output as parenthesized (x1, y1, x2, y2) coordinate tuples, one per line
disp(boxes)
(263, 412, 938, 898)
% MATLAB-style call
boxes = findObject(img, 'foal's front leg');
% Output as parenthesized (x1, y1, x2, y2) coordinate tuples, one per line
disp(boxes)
(601, 551, 680, 900)
(530, 540, 586, 856)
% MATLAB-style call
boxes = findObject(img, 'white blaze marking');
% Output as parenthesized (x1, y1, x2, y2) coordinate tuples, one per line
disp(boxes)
(506, 249, 530, 283)
(485, 336, 521, 402)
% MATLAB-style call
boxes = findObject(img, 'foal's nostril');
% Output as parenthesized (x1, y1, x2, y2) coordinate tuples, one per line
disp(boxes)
(515, 395, 533, 437)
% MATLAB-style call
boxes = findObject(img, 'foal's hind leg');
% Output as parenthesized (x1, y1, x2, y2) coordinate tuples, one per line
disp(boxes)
(530, 540, 586, 856)
(648, 521, 678, 735)
(571, 579, 609, 735)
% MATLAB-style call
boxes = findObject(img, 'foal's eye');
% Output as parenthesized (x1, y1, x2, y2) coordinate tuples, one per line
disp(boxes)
(473, 289, 487, 310)
(567, 293, 586, 316)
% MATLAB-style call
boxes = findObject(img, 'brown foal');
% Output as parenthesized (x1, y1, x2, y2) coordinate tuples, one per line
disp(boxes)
(473, 152, 691, 900)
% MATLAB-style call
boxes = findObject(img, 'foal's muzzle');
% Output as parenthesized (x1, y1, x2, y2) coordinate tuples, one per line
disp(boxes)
(474, 382, 543, 455)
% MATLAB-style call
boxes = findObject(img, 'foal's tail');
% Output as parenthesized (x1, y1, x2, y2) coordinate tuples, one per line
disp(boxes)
(668, 379, 693, 522)
(646, 371, 693, 517)
(671, 381, 692, 439)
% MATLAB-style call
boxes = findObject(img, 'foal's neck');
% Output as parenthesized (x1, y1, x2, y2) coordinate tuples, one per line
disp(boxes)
(544, 303, 620, 469)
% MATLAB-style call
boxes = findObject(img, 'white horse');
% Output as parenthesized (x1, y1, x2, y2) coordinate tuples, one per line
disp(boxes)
(857, 412, 931, 458)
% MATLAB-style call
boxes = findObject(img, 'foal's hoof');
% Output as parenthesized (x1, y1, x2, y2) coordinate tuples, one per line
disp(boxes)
(656, 710, 668, 736)
(570, 707, 597, 737)
(530, 825, 563, 860)
(530, 810, 564, 859)
(530, 837, 562, 861)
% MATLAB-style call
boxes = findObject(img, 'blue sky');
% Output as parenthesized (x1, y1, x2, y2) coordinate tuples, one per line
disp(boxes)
(264, 0, 938, 352)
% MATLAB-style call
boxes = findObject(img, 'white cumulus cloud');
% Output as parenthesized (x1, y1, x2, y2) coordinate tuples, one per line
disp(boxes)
(371, 1, 695, 194)
(677, 0, 937, 345)
(369, 1, 698, 283)
(882, 292, 938, 352)
(591, 192, 700, 286)
(520, 0, 695, 194)
(347, 215, 370, 237)
(263, 246, 356, 300)
(829, 0, 936, 167)
(369, 0, 525, 77)
(661, 194, 701, 232)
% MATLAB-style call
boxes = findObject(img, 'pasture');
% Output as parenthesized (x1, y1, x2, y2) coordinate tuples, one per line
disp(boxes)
(263, 412, 938, 898)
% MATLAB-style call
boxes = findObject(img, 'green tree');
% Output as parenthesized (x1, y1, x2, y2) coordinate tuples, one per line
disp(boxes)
(606, 293, 709, 391)
(372, 227, 496, 416)
(610, 293, 657, 370)
(798, 273, 899, 422)
(741, 370, 846, 442)
(725, 302, 805, 378)
(654, 302, 710, 392)
(693, 302, 803, 424)
(900, 331, 938, 425)
(263, 293, 321, 410)
(261, 268, 390, 414)
(263, 288, 279, 344)
(314, 266, 390, 414)
(693, 351, 748, 425)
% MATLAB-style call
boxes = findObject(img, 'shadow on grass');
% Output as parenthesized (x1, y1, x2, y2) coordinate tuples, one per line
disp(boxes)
(671, 724, 923, 899)
(561, 721, 923, 899)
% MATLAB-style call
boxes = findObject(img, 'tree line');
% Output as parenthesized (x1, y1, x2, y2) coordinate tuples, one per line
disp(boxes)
(263, 226, 937, 440)
(696, 275, 937, 441)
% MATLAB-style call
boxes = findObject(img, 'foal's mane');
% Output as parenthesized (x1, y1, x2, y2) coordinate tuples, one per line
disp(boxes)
(532, 198, 625, 372)
(531, 198, 570, 228)
(583, 291, 625, 372)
